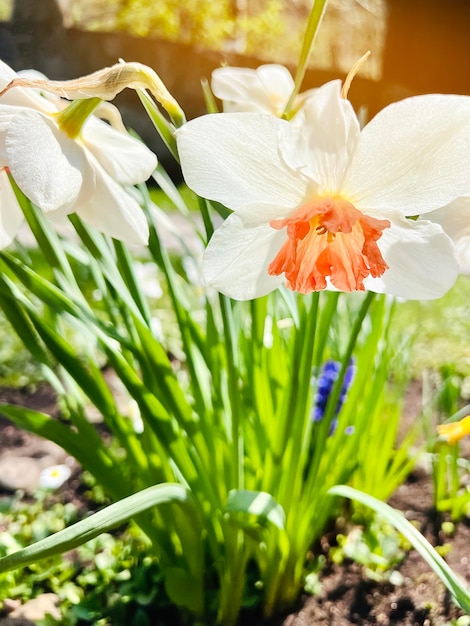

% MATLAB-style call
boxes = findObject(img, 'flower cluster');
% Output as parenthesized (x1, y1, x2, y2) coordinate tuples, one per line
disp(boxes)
(176, 63, 470, 301)
(312, 359, 355, 434)
(0, 60, 157, 247)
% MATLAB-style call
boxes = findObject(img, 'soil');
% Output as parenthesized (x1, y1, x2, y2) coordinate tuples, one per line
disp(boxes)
(0, 383, 469, 626)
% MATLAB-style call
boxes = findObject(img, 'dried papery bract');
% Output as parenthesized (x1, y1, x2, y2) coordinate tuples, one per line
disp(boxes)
(0, 61, 185, 127)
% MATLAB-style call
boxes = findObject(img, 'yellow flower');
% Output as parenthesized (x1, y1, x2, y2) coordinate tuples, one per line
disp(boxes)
(437, 415, 470, 444)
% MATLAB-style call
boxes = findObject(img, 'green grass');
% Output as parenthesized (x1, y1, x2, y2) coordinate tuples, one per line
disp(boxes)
(0, 213, 468, 388)
(393, 275, 470, 377)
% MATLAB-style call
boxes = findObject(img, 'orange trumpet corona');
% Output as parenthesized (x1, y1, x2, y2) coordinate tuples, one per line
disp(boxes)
(268, 197, 391, 293)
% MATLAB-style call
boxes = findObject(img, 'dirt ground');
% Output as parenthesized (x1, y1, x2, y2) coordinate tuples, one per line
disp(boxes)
(0, 383, 469, 626)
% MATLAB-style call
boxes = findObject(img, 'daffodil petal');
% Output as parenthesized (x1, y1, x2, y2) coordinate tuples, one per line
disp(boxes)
(0, 104, 27, 141)
(237, 201, 302, 227)
(454, 236, 470, 275)
(423, 198, 470, 274)
(256, 65, 294, 96)
(177, 113, 306, 210)
(0, 59, 15, 90)
(364, 215, 458, 299)
(202, 213, 285, 300)
(280, 80, 360, 192)
(5, 110, 84, 212)
(0, 170, 24, 248)
(344, 94, 470, 214)
(437, 415, 470, 443)
(0, 61, 57, 112)
(82, 117, 157, 185)
(74, 155, 148, 246)
(423, 198, 470, 240)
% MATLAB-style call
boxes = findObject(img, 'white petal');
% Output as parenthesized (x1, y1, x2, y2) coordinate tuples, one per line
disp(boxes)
(423, 197, 470, 241)
(364, 215, 458, 300)
(0, 104, 26, 136)
(344, 94, 470, 214)
(81, 117, 157, 184)
(0, 62, 57, 113)
(0, 170, 24, 248)
(0, 59, 16, 90)
(423, 197, 470, 274)
(73, 154, 149, 245)
(235, 201, 301, 227)
(5, 110, 84, 211)
(177, 113, 306, 210)
(212, 64, 294, 115)
(202, 213, 285, 300)
(279, 80, 360, 192)
(455, 236, 470, 274)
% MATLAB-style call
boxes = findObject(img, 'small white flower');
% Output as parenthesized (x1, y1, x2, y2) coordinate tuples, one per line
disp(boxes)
(212, 64, 315, 120)
(177, 80, 470, 301)
(126, 398, 144, 434)
(39, 464, 72, 489)
(263, 314, 273, 349)
(134, 261, 163, 298)
(0, 60, 157, 247)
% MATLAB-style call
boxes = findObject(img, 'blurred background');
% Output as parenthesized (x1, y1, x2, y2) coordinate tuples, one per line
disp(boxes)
(0, 0, 469, 197)
(2, 0, 470, 139)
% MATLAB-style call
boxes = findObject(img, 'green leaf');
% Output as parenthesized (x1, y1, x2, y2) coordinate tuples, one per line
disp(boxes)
(164, 566, 203, 614)
(328, 485, 470, 613)
(0, 403, 132, 500)
(225, 490, 285, 530)
(0, 403, 90, 459)
(0, 483, 192, 574)
(137, 89, 178, 159)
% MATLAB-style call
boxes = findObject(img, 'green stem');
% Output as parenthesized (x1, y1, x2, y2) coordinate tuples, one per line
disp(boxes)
(279, 293, 319, 515)
(219, 294, 243, 489)
(306, 292, 376, 491)
(283, 0, 330, 117)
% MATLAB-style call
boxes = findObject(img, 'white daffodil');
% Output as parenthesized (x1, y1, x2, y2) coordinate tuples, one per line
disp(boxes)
(212, 64, 314, 119)
(421, 198, 470, 274)
(176, 80, 470, 301)
(0, 60, 157, 246)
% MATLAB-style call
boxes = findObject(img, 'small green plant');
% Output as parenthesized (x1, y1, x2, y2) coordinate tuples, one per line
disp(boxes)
(420, 365, 470, 520)
(330, 517, 406, 584)
(0, 491, 174, 626)
(329, 486, 470, 613)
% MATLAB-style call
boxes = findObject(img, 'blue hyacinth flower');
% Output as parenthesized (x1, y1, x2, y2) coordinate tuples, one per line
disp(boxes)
(312, 359, 355, 434)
